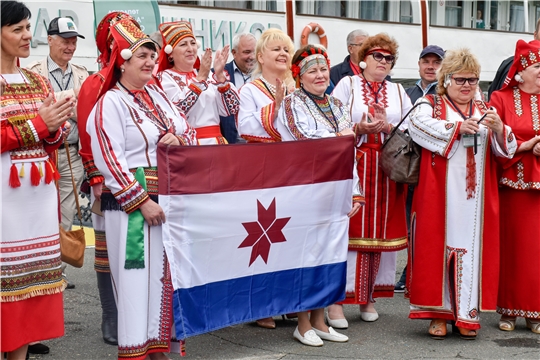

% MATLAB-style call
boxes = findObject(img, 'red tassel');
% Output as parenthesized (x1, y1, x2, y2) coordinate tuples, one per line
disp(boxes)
(45, 160, 54, 184)
(466, 147, 476, 199)
(52, 161, 61, 181)
(9, 164, 21, 188)
(30, 162, 41, 186)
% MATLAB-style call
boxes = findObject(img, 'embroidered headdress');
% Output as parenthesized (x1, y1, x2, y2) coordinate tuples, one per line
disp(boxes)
(95, 12, 138, 67)
(157, 21, 200, 73)
(291, 45, 330, 88)
(503, 39, 540, 89)
(96, 18, 155, 100)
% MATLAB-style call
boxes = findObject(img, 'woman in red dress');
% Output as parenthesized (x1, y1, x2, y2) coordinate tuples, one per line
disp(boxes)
(489, 39, 540, 334)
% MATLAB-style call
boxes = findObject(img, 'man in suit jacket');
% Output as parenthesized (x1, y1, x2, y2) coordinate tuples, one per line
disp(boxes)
(330, 29, 368, 87)
(221, 33, 256, 143)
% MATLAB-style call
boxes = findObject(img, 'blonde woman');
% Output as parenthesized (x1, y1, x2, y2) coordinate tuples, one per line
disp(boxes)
(237, 28, 294, 143)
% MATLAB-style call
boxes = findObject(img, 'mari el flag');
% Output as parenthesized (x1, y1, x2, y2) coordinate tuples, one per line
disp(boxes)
(157, 136, 355, 340)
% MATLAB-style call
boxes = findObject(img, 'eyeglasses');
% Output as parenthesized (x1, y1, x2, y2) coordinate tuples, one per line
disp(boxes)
(452, 77, 479, 85)
(349, 43, 363, 47)
(371, 52, 395, 64)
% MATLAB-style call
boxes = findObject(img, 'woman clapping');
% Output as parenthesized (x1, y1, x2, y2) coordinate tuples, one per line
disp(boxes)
(157, 21, 239, 145)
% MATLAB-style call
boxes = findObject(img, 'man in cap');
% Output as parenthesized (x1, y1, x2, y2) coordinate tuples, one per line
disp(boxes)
(393, 45, 445, 294)
(27, 17, 89, 288)
(405, 45, 444, 104)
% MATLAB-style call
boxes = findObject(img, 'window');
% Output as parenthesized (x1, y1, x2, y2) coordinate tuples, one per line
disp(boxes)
(360, 1, 388, 21)
(400, 1, 413, 23)
(445, 1, 462, 27)
(509, 1, 525, 31)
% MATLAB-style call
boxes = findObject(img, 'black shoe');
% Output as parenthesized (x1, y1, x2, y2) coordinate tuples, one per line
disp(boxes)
(394, 281, 405, 293)
(66, 282, 76, 289)
(28, 343, 50, 354)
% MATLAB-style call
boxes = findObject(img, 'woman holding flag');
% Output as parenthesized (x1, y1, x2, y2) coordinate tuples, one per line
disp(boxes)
(277, 44, 363, 347)
(87, 18, 196, 359)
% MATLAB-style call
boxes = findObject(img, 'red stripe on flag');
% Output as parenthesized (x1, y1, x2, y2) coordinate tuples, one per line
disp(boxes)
(158, 136, 355, 195)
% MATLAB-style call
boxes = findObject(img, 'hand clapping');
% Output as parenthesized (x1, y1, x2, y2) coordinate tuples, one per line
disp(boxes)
(39, 94, 75, 133)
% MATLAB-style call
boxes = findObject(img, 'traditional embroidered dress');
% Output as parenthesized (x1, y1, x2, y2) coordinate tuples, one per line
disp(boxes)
(238, 77, 282, 143)
(332, 76, 412, 303)
(1, 68, 65, 351)
(158, 69, 239, 145)
(408, 94, 516, 329)
(277, 88, 364, 203)
(490, 87, 540, 320)
(87, 83, 196, 359)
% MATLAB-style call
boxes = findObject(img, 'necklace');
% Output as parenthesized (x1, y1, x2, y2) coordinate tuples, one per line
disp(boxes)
(301, 87, 339, 132)
(260, 76, 276, 98)
(117, 81, 171, 133)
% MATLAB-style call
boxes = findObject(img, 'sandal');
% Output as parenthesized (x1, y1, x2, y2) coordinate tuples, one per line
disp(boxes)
(499, 316, 516, 331)
(428, 319, 447, 340)
(526, 318, 540, 334)
(452, 324, 477, 340)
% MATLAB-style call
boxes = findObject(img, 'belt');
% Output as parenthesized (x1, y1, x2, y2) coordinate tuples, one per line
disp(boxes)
(58, 143, 78, 149)
(195, 125, 223, 139)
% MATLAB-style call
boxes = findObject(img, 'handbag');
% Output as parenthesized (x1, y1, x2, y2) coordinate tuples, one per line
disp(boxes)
(380, 87, 426, 185)
(59, 140, 86, 268)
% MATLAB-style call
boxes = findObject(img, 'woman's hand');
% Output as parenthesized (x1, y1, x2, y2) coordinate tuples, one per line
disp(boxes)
(476, 109, 504, 134)
(159, 133, 180, 146)
(459, 118, 479, 135)
(213, 45, 229, 83)
(348, 202, 361, 218)
(273, 79, 285, 119)
(92, 183, 103, 201)
(195, 48, 212, 82)
(339, 128, 355, 136)
(533, 142, 540, 156)
(356, 112, 386, 134)
(518, 135, 540, 153)
(139, 199, 166, 226)
(39, 94, 75, 132)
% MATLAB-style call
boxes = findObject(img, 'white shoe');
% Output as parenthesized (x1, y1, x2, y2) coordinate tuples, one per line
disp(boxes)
(360, 311, 379, 322)
(293, 326, 323, 347)
(325, 313, 349, 329)
(312, 327, 349, 342)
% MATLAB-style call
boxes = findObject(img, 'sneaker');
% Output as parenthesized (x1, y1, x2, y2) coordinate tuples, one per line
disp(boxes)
(394, 281, 405, 293)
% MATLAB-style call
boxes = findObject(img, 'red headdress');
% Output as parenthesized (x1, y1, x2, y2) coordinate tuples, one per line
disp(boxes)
(291, 45, 331, 88)
(157, 21, 200, 74)
(503, 39, 540, 90)
(96, 18, 155, 101)
(95, 12, 139, 67)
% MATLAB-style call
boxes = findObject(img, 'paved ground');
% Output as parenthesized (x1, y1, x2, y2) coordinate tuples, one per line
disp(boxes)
(28, 249, 540, 360)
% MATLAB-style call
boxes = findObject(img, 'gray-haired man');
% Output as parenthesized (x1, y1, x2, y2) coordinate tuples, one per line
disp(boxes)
(330, 29, 369, 86)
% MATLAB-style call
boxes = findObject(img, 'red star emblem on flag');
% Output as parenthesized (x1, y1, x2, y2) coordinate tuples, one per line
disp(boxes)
(239, 198, 291, 266)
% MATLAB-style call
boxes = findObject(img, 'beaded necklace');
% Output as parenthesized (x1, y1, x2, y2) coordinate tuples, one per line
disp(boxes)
(301, 87, 339, 132)
(260, 76, 276, 99)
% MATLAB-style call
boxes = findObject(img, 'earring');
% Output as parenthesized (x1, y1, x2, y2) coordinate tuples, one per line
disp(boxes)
(359, 61, 367, 70)
(515, 73, 524, 83)
(120, 67, 125, 73)
(168, 56, 173, 63)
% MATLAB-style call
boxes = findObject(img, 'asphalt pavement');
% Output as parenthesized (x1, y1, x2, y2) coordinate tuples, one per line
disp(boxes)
(28, 249, 540, 360)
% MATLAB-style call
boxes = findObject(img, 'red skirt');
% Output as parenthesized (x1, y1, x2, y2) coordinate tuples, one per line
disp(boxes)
(498, 187, 540, 318)
(1, 293, 64, 352)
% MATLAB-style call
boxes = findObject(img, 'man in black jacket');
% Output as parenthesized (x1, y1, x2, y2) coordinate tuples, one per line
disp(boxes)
(329, 29, 368, 86)
(405, 45, 444, 104)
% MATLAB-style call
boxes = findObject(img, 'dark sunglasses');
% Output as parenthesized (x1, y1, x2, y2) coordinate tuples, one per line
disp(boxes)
(452, 77, 479, 85)
(371, 52, 395, 64)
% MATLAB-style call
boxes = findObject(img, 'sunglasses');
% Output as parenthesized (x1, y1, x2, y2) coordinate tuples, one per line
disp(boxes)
(371, 52, 395, 64)
(452, 77, 479, 85)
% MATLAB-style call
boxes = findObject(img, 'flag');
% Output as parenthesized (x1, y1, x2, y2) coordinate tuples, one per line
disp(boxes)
(158, 136, 355, 340)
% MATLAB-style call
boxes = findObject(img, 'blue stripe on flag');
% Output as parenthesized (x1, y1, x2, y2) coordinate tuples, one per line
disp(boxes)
(172, 262, 346, 339)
